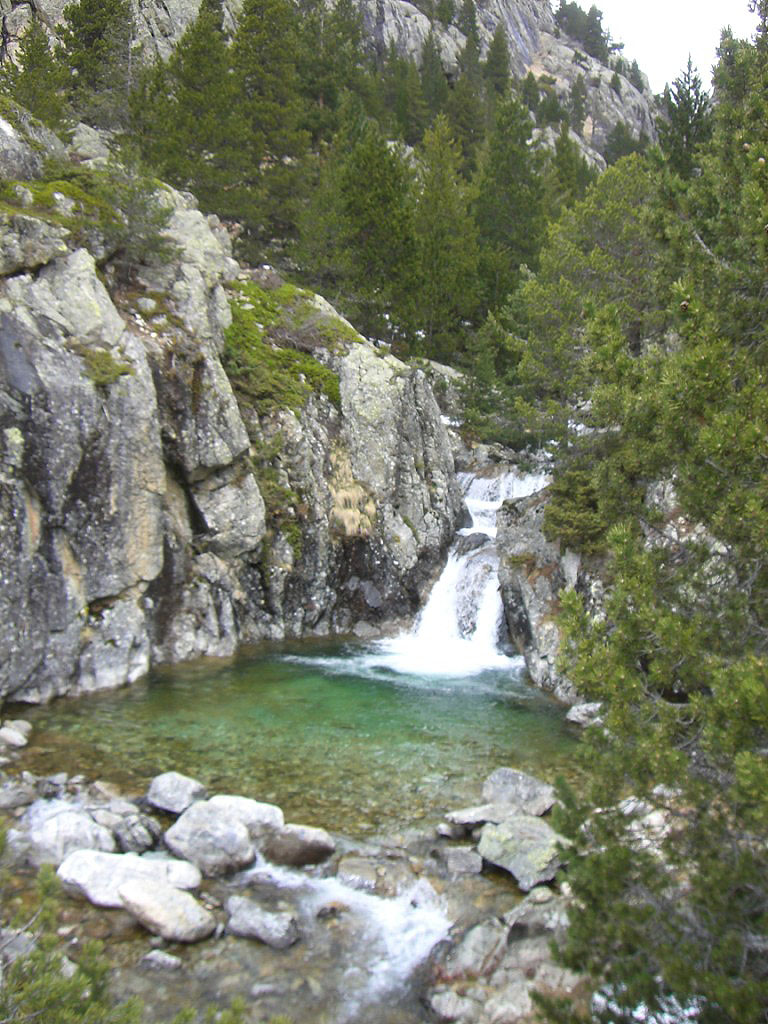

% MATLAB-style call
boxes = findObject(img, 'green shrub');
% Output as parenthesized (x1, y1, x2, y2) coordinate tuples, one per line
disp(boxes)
(223, 280, 341, 414)
(542, 466, 610, 555)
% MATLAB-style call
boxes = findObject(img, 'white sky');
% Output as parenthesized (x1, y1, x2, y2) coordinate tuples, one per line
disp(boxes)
(578, 1, 760, 93)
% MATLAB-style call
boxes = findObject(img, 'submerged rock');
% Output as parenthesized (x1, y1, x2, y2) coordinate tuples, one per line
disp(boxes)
(477, 815, 565, 892)
(57, 849, 202, 909)
(140, 949, 183, 971)
(434, 845, 483, 877)
(225, 895, 300, 949)
(146, 771, 207, 815)
(118, 878, 216, 943)
(261, 824, 336, 867)
(163, 800, 256, 876)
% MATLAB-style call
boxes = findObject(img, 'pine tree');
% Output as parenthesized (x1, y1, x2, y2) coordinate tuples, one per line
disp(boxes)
(520, 71, 540, 116)
(230, 0, 308, 244)
(483, 24, 510, 97)
(133, 0, 240, 215)
(457, 0, 480, 46)
(474, 95, 544, 308)
(420, 31, 449, 118)
(295, 0, 365, 143)
(658, 57, 712, 179)
(542, 122, 597, 219)
(0, 22, 66, 129)
(568, 73, 587, 133)
(413, 115, 480, 359)
(57, 0, 136, 127)
(447, 36, 486, 174)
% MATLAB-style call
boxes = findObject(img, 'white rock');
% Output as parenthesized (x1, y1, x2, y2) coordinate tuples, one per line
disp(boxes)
(164, 800, 255, 876)
(4, 720, 32, 737)
(207, 795, 284, 838)
(482, 768, 556, 817)
(21, 800, 116, 866)
(226, 896, 299, 948)
(119, 879, 215, 943)
(146, 771, 206, 815)
(0, 727, 27, 748)
(566, 702, 603, 727)
(57, 849, 202, 908)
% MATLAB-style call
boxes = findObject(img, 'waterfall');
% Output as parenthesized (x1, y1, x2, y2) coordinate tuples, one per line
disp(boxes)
(367, 467, 550, 678)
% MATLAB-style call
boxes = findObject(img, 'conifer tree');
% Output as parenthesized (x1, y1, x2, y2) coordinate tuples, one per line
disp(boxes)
(413, 116, 480, 359)
(457, 0, 480, 46)
(568, 73, 587, 133)
(57, 0, 136, 127)
(542, 121, 596, 218)
(230, 0, 308, 244)
(133, 0, 240, 215)
(420, 31, 449, 118)
(483, 24, 510, 97)
(295, 0, 365, 142)
(473, 95, 544, 308)
(447, 36, 486, 173)
(336, 119, 417, 342)
(0, 22, 66, 129)
(658, 57, 712, 179)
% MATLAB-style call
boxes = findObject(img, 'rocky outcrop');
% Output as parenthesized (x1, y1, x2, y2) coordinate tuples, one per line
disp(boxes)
(0, 118, 463, 703)
(497, 488, 604, 704)
(427, 889, 581, 1024)
(529, 31, 656, 154)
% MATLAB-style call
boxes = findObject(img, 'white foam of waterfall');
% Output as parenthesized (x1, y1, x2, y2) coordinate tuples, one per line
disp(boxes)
(240, 859, 450, 1019)
(362, 468, 550, 678)
(459, 469, 551, 538)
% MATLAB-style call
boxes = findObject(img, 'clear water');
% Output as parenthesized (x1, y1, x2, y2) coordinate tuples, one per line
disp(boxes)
(14, 639, 575, 837)
(15, 467, 574, 839)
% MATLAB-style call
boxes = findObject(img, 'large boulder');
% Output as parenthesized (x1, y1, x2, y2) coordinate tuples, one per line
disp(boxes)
(207, 795, 284, 838)
(477, 815, 566, 892)
(118, 878, 216, 943)
(163, 800, 256, 876)
(57, 849, 202, 908)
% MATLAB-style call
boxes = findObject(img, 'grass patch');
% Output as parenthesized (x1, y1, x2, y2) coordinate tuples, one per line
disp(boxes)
(70, 342, 134, 390)
(223, 280, 341, 414)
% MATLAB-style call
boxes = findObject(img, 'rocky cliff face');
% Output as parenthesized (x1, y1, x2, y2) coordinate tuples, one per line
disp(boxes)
(2, 0, 656, 162)
(496, 488, 604, 704)
(0, 114, 464, 703)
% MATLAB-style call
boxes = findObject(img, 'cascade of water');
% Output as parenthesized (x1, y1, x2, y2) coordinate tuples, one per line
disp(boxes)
(366, 467, 550, 678)
(241, 858, 451, 1019)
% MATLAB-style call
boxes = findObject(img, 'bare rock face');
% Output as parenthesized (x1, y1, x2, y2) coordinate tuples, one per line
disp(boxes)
(0, 111, 465, 701)
(497, 490, 578, 703)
